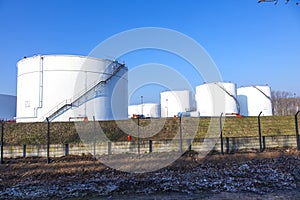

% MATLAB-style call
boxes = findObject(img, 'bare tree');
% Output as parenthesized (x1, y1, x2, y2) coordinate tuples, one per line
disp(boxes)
(272, 91, 299, 115)
(258, 0, 299, 5)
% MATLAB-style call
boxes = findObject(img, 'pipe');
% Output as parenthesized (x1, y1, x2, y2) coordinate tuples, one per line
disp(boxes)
(16, 56, 44, 120)
(34, 55, 44, 117)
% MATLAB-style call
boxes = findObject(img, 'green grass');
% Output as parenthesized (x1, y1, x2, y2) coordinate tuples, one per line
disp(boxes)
(2, 116, 299, 145)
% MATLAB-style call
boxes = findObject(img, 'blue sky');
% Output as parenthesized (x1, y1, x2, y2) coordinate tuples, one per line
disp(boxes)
(0, 0, 299, 104)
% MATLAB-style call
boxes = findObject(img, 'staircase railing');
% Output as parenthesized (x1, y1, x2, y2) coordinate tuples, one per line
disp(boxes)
(41, 62, 126, 122)
(214, 83, 240, 113)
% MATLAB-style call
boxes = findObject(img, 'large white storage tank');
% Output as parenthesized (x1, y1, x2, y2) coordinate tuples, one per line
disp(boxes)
(195, 82, 239, 116)
(16, 55, 128, 122)
(0, 94, 16, 120)
(128, 103, 160, 118)
(237, 85, 273, 116)
(160, 90, 196, 118)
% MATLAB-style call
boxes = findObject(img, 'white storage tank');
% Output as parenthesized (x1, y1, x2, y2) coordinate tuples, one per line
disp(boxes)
(142, 103, 160, 118)
(128, 104, 139, 118)
(160, 90, 196, 118)
(195, 82, 239, 116)
(128, 103, 161, 118)
(0, 94, 16, 120)
(16, 55, 128, 122)
(237, 85, 273, 116)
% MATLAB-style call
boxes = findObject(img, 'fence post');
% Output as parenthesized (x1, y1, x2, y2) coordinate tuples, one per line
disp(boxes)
(295, 111, 300, 150)
(137, 116, 140, 159)
(46, 118, 51, 164)
(93, 116, 96, 160)
(23, 144, 26, 158)
(187, 139, 192, 151)
(226, 137, 230, 154)
(0, 121, 3, 164)
(262, 136, 266, 151)
(258, 111, 263, 152)
(108, 142, 111, 155)
(179, 113, 183, 153)
(65, 143, 69, 156)
(149, 140, 152, 153)
(220, 112, 224, 155)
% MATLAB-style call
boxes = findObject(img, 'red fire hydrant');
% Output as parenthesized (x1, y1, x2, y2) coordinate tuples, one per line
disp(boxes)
(127, 135, 131, 142)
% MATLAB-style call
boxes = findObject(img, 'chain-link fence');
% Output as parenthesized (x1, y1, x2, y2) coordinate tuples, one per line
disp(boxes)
(1, 114, 300, 163)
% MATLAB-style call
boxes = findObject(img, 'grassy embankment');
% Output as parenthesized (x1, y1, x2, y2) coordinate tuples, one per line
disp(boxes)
(2, 116, 297, 145)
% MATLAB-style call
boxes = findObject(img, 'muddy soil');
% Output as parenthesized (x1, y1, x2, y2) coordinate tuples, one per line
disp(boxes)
(1, 148, 300, 199)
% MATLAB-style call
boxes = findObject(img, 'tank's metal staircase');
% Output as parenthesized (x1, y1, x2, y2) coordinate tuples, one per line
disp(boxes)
(252, 86, 272, 101)
(42, 61, 126, 122)
(214, 83, 240, 113)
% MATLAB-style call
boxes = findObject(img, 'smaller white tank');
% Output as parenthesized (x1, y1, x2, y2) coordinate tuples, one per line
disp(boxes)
(128, 105, 139, 118)
(160, 90, 196, 118)
(237, 85, 273, 116)
(128, 103, 160, 118)
(0, 94, 16, 120)
(142, 103, 161, 118)
(195, 82, 239, 116)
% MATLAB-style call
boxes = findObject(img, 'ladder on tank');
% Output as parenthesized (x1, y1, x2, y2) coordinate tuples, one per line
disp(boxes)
(252, 86, 272, 101)
(42, 62, 126, 122)
(214, 83, 241, 113)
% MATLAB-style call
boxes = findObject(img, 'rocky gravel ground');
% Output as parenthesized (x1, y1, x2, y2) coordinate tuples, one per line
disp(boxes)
(1, 149, 300, 199)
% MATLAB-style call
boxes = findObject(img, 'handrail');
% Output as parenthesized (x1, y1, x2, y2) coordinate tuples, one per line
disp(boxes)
(43, 62, 125, 122)
(39, 99, 72, 121)
(214, 83, 240, 113)
(252, 85, 272, 101)
(71, 62, 124, 107)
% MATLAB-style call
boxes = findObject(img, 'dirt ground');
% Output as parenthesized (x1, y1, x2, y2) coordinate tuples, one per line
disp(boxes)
(1, 148, 300, 199)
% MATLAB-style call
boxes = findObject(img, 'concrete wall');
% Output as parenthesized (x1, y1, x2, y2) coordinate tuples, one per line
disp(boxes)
(1, 135, 297, 158)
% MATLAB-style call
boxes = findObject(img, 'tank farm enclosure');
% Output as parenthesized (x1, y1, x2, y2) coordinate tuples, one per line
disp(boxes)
(1, 55, 299, 159)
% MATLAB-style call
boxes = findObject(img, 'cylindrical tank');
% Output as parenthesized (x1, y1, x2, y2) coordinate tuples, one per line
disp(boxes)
(195, 82, 239, 116)
(128, 103, 161, 118)
(142, 103, 161, 118)
(16, 55, 128, 122)
(0, 94, 16, 120)
(128, 105, 140, 118)
(160, 90, 196, 117)
(237, 85, 273, 116)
